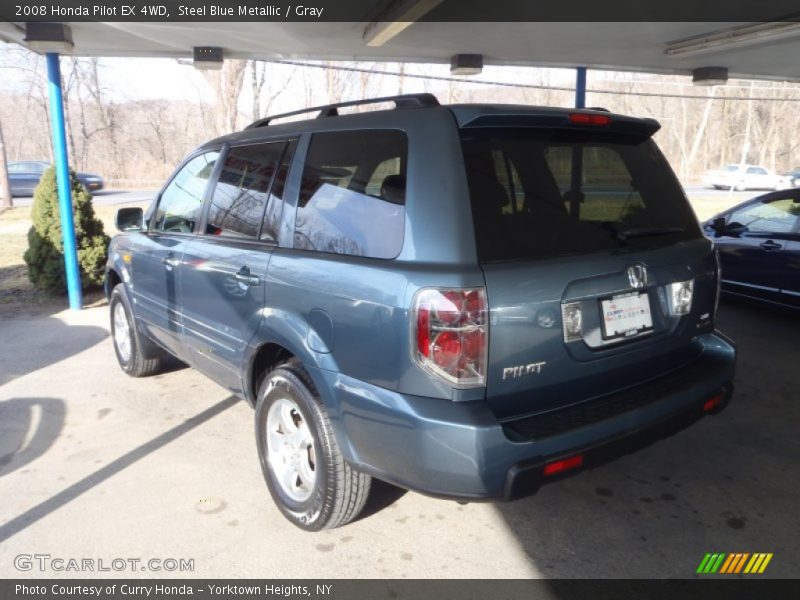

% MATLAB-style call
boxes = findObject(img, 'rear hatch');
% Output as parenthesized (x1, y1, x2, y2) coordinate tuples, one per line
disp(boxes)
(458, 111, 718, 421)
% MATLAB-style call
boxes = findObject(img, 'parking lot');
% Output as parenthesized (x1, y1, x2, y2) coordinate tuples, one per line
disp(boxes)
(0, 296, 797, 579)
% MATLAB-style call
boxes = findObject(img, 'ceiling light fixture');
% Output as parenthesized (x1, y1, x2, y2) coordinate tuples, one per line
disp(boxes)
(665, 21, 800, 58)
(692, 66, 729, 86)
(193, 46, 224, 70)
(364, 0, 445, 47)
(24, 23, 74, 54)
(450, 54, 483, 75)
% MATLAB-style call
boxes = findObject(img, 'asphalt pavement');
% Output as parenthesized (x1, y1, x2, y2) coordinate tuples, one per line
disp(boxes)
(8, 189, 157, 208)
(0, 299, 797, 578)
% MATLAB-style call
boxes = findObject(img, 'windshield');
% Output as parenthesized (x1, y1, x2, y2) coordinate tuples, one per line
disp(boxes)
(723, 165, 740, 172)
(460, 128, 702, 261)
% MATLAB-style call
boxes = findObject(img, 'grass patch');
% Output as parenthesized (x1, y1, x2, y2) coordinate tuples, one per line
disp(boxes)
(0, 201, 148, 316)
(688, 195, 744, 221)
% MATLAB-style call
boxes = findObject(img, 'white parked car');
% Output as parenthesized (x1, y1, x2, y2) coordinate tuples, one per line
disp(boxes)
(703, 164, 789, 191)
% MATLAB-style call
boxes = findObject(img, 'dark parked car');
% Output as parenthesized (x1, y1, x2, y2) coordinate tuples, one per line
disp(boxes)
(105, 95, 736, 530)
(7, 160, 104, 196)
(782, 168, 800, 188)
(704, 189, 800, 310)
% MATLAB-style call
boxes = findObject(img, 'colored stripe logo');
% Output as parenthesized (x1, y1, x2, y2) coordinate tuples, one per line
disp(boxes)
(697, 553, 773, 574)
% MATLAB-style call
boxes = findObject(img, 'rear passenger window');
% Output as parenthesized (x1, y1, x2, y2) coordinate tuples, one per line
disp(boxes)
(206, 142, 286, 240)
(295, 130, 407, 259)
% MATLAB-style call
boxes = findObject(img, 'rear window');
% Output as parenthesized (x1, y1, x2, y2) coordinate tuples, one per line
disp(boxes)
(461, 128, 701, 261)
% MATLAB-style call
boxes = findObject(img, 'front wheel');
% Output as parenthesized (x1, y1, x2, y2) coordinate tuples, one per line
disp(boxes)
(255, 360, 371, 530)
(109, 285, 165, 377)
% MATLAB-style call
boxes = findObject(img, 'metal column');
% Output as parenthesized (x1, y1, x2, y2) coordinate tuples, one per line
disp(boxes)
(569, 67, 588, 218)
(575, 66, 587, 108)
(45, 52, 82, 310)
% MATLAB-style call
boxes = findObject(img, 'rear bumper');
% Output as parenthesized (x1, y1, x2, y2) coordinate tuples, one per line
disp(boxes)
(311, 331, 736, 500)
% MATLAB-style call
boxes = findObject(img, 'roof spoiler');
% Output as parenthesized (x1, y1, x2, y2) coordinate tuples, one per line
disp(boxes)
(457, 108, 661, 137)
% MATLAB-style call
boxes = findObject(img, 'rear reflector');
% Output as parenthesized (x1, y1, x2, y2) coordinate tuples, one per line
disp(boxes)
(542, 454, 584, 477)
(569, 113, 611, 126)
(703, 393, 724, 412)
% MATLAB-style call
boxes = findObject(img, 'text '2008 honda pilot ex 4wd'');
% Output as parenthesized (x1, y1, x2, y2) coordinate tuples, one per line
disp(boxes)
(106, 94, 736, 530)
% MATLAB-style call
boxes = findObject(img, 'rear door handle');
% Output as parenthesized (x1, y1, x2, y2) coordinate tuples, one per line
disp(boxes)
(161, 254, 180, 269)
(234, 267, 261, 287)
(760, 240, 783, 251)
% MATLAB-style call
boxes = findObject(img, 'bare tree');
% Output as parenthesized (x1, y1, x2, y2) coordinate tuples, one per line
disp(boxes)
(249, 60, 296, 120)
(0, 119, 11, 207)
(203, 59, 248, 135)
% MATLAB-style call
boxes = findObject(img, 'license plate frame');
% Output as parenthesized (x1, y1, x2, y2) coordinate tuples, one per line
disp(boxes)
(600, 291, 653, 341)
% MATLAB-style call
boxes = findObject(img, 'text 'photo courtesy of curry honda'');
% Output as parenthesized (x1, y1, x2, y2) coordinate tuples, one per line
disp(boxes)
(105, 94, 737, 531)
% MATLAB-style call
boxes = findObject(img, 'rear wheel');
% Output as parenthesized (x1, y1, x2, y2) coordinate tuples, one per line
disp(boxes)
(109, 285, 165, 377)
(255, 360, 371, 530)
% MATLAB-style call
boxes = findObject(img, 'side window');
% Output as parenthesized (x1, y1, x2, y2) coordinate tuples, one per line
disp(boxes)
(728, 197, 800, 234)
(154, 151, 219, 233)
(261, 139, 297, 242)
(295, 130, 407, 259)
(206, 142, 286, 240)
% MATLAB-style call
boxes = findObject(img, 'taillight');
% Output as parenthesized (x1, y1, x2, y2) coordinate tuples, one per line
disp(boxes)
(412, 288, 488, 388)
(569, 113, 611, 126)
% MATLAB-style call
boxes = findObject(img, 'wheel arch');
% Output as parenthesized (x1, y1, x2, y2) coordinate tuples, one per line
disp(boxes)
(243, 311, 340, 407)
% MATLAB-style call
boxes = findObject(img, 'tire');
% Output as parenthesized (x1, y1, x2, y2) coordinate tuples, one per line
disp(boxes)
(109, 284, 165, 377)
(255, 359, 371, 530)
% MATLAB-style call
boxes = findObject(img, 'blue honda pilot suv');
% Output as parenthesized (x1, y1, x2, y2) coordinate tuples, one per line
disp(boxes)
(106, 94, 736, 530)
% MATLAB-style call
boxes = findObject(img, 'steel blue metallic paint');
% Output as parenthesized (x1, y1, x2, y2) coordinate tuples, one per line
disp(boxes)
(106, 101, 738, 500)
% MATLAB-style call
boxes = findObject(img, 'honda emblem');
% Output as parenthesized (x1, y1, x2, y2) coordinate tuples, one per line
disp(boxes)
(627, 265, 647, 289)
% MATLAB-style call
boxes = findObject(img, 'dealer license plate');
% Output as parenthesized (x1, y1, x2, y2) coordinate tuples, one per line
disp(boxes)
(600, 292, 653, 340)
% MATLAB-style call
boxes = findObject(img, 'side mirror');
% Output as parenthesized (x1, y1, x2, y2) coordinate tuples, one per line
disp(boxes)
(115, 207, 144, 232)
(711, 217, 727, 235)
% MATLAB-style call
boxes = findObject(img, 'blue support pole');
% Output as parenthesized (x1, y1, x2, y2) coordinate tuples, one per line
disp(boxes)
(45, 52, 82, 310)
(575, 66, 587, 109)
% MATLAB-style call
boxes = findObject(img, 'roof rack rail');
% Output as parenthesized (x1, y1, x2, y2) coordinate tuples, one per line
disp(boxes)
(245, 93, 440, 129)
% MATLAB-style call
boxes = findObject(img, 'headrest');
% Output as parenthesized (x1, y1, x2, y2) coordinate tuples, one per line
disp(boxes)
(467, 171, 510, 207)
(380, 174, 406, 205)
